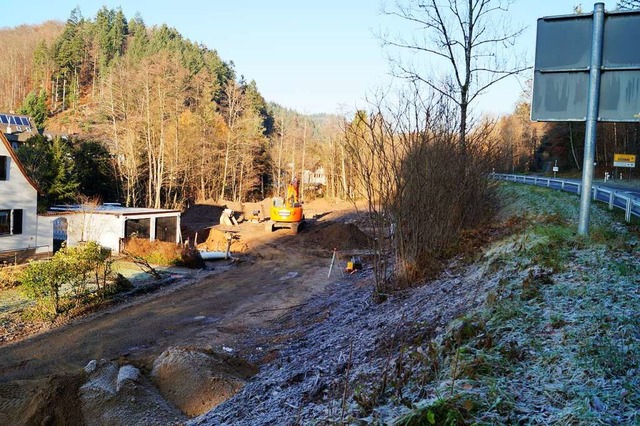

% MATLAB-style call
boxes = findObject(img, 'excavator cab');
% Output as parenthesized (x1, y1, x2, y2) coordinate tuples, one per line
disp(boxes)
(265, 177, 304, 233)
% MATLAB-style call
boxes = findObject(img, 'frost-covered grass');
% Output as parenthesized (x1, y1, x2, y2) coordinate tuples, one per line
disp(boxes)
(388, 183, 640, 425)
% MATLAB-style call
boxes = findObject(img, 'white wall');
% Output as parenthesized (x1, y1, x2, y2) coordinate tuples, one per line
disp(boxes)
(64, 211, 181, 253)
(66, 213, 123, 252)
(0, 142, 39, 253)
(35, 215, 56, 254)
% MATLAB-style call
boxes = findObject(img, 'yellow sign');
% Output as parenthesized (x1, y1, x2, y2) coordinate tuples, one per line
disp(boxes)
(614, 153, 636, 168)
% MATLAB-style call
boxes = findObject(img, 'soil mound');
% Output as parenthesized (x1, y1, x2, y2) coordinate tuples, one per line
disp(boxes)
(151, 347, 258, 417)
(0, 372, 85, 426)
(197, 228, 249, 253)
(182, 200, 270, 242)
(181, 203, 225, 243)
(307, 223, 372, 250)
(181, 203, 225, 225)
(242, 199, 271, 221)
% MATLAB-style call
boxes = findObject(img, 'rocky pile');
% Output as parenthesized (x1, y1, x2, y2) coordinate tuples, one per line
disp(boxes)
(79, 346, 258, 424)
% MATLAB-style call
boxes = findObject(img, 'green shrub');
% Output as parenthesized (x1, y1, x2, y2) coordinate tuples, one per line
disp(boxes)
(395, 398, 465, 426)
(19, 242, 116, 319)
(20, 258, 69, 318)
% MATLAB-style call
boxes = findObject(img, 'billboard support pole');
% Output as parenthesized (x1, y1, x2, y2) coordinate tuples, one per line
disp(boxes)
(578, 2, 605, 236)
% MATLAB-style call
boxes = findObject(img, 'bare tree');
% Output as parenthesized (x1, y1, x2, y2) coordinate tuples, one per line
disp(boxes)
(344, 87, 499, 297)
(383, 0, 527, 151)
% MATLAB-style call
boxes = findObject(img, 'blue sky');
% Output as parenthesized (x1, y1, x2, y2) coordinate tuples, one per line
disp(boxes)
(1, 1, 623, 116)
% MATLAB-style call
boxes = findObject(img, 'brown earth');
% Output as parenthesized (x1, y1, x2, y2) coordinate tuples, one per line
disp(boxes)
(0, 198, 367, 425)
(305, 222, 373, 251)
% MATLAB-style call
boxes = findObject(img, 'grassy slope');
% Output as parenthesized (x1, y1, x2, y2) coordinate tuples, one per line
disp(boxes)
(389, 183, 639, 425)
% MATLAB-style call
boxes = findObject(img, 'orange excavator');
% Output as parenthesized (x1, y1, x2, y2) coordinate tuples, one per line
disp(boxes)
(265, 177, 304, 234)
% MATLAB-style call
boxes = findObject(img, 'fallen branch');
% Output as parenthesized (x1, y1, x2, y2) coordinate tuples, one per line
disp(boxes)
(122, 251, 162, 280)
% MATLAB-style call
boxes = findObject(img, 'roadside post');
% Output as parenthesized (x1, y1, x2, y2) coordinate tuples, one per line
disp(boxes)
(532, 3, 640, 235)
(577, 3, 604, 236)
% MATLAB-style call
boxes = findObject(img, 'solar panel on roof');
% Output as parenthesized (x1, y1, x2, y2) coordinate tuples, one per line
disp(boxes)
(8, 116, 17, 125)
(20, 117, 29, 126)
(0, 115, 7, 124)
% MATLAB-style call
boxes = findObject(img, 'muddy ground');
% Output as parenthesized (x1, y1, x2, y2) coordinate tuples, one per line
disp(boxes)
(0, 199, 371, 424)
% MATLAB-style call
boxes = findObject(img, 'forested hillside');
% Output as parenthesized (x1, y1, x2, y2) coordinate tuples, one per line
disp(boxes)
(0, 7, 346, 209)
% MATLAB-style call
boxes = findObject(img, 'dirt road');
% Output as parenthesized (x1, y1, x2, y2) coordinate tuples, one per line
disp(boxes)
(0, 223, 336, 384)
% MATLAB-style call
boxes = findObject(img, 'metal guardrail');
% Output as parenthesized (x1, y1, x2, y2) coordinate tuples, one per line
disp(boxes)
(492, 173, 640, 223)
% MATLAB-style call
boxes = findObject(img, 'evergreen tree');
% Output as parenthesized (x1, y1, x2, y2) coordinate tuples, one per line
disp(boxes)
(72, 140, 118, 201)
(54, 7, 85, 77)
(127, 13, 148, 61)
(53, 7, 87, 110)
(48, 137, 79, 205)
(16, 136, 79, 208)
(94, 7, 128, 73)
(18, 90, 47, 128)
(243, 80, 275, 136)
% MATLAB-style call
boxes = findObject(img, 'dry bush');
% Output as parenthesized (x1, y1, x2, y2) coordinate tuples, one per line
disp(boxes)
(344, 89, 498, 294)
(123, 237, 204, 268)
(0, 264, 25, 289)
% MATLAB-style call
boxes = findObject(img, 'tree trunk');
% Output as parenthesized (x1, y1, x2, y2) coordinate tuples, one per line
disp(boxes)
(300, 119, 307, 202)
(569, 123, 581, 170)
(219, 133, 231, 201)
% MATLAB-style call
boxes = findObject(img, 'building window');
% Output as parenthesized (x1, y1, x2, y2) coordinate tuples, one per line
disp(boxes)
(0, 156, 7, 180)
(0, 210, 9, 234)
(0, 209, 21, 235)
(125, 218, 151, 239)
(155, 216, 177, 242)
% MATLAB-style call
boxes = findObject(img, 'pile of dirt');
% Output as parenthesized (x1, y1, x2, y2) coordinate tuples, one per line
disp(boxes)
(307, 222, 372, 251)
(242, 199, 270, 221)
(197, 228, 249, 253)
(181, 203, 226, 243)
(151, 347, 258, 417)
(0, 372, 86, 426)
(182, 199, 270, 243)
(218, 199, 244, 214)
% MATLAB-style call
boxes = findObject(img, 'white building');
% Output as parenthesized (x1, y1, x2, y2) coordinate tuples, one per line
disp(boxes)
(45, 205, 182, 254)
(0, 131, 41, 260)
(302, 167, 327, 186)
(2, 115, 182, 259)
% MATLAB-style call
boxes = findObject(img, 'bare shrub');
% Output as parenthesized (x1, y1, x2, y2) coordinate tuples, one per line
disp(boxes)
(344, 89, 497, 295)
